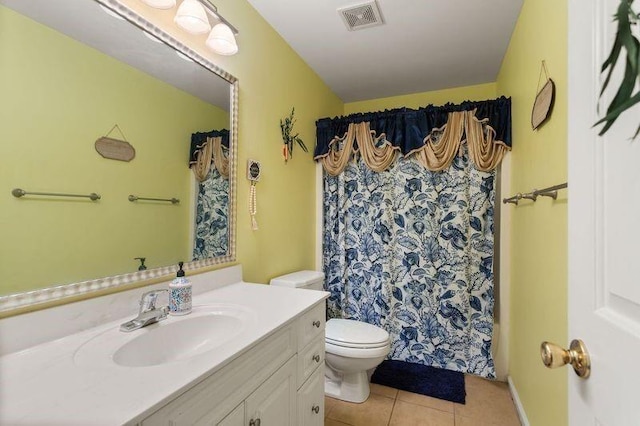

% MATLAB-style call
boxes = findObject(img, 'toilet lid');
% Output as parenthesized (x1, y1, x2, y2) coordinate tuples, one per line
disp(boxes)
(325, 319, 389, 348)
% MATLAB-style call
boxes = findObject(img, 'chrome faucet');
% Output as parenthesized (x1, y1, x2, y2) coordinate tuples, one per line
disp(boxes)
(120, 289, 169, 332)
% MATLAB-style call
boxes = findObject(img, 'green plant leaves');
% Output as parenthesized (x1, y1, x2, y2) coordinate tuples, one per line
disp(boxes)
(596, 0, 640, 139)
(279, 107, 308, 160)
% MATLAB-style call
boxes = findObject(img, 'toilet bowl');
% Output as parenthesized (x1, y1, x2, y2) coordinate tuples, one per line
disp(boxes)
(270, 271, 390, 403)
(324, 318, 390, 403)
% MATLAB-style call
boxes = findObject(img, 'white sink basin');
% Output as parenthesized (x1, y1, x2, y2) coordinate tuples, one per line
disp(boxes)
(74, 304, 253, 368)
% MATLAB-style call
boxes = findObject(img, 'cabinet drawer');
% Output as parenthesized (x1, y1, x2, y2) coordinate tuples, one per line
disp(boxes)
(297, 366, 324, 426)
(297, 302, 325, 350)
(297, 336, 324, 389)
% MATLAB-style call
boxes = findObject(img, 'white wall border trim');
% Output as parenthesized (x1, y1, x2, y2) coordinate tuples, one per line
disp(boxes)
(508, 375, 530, 426)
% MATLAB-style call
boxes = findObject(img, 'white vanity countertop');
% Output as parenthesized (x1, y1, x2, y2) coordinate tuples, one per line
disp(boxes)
(0, 281, 328, 425)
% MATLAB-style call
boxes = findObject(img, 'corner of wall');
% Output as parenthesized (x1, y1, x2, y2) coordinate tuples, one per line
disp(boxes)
(496, 0, 568, 424)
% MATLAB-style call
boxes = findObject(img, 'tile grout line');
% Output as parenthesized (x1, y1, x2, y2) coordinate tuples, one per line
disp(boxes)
(386, 392, 399, 426)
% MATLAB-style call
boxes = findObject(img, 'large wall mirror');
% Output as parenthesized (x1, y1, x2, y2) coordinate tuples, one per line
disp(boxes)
(0, 0, 237, 311)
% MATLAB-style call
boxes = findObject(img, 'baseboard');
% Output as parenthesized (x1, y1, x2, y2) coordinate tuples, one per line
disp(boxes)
(507, 376, 530, 426)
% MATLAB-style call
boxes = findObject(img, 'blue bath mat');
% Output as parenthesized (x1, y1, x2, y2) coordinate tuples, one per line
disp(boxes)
(371, 360, 466, 404)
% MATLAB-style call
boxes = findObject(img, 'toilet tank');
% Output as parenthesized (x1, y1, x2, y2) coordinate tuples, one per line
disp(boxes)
(270, 270, 325, 291)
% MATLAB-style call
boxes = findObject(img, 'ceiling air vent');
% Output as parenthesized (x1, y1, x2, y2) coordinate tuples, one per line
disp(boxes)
(338, 1, 384, 31)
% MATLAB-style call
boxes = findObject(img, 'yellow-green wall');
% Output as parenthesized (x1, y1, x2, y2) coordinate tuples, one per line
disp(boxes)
(0, 6, 228, 295)
(117, 0, 344, 284)
(216, 0, 343, 283)
(496, 0, 568, 424)
(344, 83, 497, 114)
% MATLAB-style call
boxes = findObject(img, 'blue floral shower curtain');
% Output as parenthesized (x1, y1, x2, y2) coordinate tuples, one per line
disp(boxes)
(322, 134, 500, 379)
(190, 129, 230, 260)
(193, 166, 229, 260)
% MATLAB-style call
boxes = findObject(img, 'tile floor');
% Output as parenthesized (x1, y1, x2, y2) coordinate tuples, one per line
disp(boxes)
(324, 375, 521, 426)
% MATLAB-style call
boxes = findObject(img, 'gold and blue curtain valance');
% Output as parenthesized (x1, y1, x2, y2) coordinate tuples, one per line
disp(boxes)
(189, 129, 230, 181)
(314, 97, 511, 175)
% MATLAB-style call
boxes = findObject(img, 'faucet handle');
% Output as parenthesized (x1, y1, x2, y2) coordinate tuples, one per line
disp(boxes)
(139, 289, 169, 313)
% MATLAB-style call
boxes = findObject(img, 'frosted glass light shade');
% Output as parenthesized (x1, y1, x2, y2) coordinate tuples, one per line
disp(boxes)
(174, 0, 211, 35)
(140, 0, 176, 9)
(206, 23, 238, 55)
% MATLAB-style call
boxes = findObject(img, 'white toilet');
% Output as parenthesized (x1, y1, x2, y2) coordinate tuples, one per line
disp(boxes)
(270, 270, 390, 403)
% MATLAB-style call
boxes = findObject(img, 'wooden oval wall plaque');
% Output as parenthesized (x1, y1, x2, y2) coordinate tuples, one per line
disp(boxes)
(95, 137, 136, 162)
(531, 78, 555, 130)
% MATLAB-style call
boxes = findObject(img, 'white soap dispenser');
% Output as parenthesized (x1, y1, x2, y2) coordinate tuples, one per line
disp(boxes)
(169, 261, 192, 315)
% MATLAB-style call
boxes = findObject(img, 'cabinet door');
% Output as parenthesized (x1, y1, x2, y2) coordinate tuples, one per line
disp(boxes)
(217, 403, 244, 426)
(245, 357, 297, 426)
(297, 367, 324, 426)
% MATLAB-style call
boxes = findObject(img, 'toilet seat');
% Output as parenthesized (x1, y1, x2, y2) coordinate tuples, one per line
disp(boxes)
(325, 318, 390, 350)
(325, 337, 389, 349)
(325, 340, 390, 359)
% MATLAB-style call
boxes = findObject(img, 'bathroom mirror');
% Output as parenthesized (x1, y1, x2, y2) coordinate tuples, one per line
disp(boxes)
(0, 0, 237, 311)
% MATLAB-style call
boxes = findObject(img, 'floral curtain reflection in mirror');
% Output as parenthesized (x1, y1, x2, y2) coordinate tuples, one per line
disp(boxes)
(190, 130, 230, 260)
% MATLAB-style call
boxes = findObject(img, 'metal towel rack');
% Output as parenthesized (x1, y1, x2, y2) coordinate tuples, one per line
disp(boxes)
(128, 194, 180, 204)
(503, 182, 567, 205)
(11, 188, 101, 201)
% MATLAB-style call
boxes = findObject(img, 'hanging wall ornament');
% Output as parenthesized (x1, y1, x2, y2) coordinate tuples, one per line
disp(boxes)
(531, 60, 556, 130)
(95, 124, 136, 161)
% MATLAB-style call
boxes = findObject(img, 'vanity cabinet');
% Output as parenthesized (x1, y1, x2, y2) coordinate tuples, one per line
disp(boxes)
(139, 301, 325, 426)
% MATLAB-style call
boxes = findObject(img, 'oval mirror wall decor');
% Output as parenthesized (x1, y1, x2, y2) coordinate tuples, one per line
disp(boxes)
(95, 124, 136, 162)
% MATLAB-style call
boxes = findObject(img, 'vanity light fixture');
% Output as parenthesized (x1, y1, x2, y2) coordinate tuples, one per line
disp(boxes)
(140, 0, 239, 55)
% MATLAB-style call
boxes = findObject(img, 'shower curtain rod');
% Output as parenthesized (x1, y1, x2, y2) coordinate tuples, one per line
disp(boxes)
(503, 182, 567, 205)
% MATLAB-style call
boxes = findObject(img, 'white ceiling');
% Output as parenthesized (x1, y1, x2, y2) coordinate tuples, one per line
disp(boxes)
(246, 0, 524, 103)
(1, 0, 230, 111)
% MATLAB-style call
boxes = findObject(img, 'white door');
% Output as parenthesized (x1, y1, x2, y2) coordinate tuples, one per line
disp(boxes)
(568, 0, 640, 424)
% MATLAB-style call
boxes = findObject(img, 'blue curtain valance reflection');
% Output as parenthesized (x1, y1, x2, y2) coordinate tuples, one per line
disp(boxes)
(189, 129, 229, 166)
(314, 97, 511, 159)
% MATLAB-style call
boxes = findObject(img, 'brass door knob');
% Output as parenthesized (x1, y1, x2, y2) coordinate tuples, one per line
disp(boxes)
(540, 339, 590, 378)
